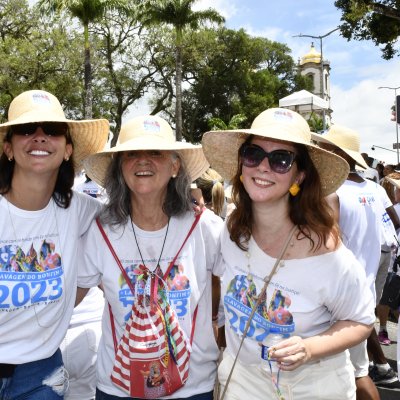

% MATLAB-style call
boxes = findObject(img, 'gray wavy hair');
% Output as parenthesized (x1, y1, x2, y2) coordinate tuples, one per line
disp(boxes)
(99, 151, 192, 228)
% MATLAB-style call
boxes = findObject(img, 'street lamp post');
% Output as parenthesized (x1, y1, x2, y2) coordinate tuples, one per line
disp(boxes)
(378, 86, 400, 164)
(371, 145, 396, 153)
(293, 27, 340, 131)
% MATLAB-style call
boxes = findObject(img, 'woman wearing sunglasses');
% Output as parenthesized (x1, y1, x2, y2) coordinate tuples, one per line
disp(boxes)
(0, 90, 109, 399)
(202, 108, 376, 399)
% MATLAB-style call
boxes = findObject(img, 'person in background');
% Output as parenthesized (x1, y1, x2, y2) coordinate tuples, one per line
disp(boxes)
(202, 108, 374, 400)
(384, 174, 400, 385)
(195, 168, 227, 347)
(76, 115, 223, 400)
(60, 178, 107, 400)
(74, 173, 107, 203)
(195, 168, 226, 218)
(312, 125, 399, 398)
(0, 90, 109, 399)
(360, 153, 379, 183)
(377, 173, 400, 339)
(60, 287, 104, 400)
(375, 172, 400, 348)
(376, 163, 385, 183)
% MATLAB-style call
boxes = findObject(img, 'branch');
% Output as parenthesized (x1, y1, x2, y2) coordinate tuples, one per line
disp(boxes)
(369, 2, 400, 21)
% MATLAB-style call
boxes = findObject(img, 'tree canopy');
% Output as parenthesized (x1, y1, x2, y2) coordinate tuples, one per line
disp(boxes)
(335, 0, 400, 59)
(1, 0, 312, 145)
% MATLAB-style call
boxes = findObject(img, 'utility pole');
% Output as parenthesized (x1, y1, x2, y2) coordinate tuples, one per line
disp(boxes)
(378, 86, 400, 165)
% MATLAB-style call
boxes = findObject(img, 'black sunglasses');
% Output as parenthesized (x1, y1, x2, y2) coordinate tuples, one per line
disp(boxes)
(9, 122, 69, 137)
(240, 144, 297, 174)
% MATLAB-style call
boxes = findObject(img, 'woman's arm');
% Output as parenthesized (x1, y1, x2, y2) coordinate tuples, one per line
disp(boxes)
(270, 320, 373, 371)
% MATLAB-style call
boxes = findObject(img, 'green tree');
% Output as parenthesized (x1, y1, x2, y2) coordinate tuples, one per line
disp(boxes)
(139, 0, 224, 141)
(0, 1, 86, 121)
(93, 11, 172, 145)
(335, 0, 400, 59)
(208, 114, 247, 130)
(38, 0, 130, 118)
(180, 28, 312, 142)
(307, 112, 327, 133)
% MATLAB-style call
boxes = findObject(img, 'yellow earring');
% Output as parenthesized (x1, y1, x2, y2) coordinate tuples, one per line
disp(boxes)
(240, 175, 243, 183)
(289, 183, 300, 196)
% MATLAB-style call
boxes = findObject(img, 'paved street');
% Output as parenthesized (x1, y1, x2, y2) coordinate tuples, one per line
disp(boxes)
(376, 321, 399, 400)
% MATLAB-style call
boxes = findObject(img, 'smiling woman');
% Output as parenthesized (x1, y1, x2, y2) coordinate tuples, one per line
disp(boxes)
(201, 108, 375, 400)
(0, 89, 109, 399)
(76, 115, 224, 400)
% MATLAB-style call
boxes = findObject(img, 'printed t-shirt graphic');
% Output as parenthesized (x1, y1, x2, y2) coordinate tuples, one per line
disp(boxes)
(117, 259, 191, 323)
(225, 274, 295, 341)
(0, 237, 63, 312)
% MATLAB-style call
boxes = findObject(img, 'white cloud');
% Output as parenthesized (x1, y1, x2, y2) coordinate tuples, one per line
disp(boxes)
(193, 0, 238, 19)
(331, 62, 400, 165)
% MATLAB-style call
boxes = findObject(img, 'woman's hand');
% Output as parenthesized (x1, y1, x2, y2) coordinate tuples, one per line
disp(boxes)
(190, 188, 205, 215)
(268, 335, 312, 371)
(267, 321, 373, 371)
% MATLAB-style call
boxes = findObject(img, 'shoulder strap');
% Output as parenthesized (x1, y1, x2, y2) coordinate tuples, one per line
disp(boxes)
(97, 214, 202, 354)
(220, 225, 297, 400)
(96, 218, 134, 293)
(163, 212, 202, 279)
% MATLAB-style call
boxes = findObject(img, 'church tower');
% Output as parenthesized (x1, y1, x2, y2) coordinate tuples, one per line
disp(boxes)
(298, 43, 332, 125)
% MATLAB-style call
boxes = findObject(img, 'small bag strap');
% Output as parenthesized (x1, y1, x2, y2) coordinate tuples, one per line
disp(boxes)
(220, 225, 297, 400)
(96, 214, 202, 354)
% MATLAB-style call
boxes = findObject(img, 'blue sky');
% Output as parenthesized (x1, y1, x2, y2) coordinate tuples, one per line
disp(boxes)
(192, 0, 400, 164)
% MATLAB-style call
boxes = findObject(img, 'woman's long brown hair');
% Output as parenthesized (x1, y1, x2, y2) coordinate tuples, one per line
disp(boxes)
(227, 136, 339, 251)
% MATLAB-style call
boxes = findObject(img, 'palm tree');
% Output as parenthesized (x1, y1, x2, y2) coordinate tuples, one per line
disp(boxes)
(208, 114, 247, 131)
(38, 0, 130, 118)
(140, 0, 224, 141)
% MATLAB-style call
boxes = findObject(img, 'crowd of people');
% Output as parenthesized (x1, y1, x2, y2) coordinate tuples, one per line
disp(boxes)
(0, 89, 399, 400)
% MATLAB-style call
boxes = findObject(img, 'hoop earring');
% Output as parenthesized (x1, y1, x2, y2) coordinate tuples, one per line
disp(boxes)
(8, 156, 13, 162)
(289, 183, 300, 196)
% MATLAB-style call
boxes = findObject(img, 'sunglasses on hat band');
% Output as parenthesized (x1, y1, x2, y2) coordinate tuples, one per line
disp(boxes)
(240, 144, 297, 174)
(9, 122, 69, 137)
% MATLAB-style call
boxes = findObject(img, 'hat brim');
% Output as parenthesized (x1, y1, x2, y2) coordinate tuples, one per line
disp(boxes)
(385, 176, 400, 189)
(202, 129, 349, 196)
(83, 141, 209, 187)
(310, 132, 368, 170)
(0, 113, 109, 171)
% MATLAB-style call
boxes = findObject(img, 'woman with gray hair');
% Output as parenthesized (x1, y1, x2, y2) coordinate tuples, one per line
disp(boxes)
(76, 115, 223, 400)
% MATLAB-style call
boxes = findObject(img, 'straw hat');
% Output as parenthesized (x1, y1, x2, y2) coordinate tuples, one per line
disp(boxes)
(83, 115, 209, 186)
(311, 125, 368, 169)
(0, 90, 109, 170)
(201, 108, 349, 196)
(385, 172, 400, 189)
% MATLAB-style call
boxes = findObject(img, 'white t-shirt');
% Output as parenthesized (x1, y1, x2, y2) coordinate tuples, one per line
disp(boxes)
(77, 209, 223, 398)
(69, 286, 104, 327)
(337, 179, 394, 299)
(0, 192, 101, 364)
(74, 180, 107, 204)
(214, 225, 375, 366)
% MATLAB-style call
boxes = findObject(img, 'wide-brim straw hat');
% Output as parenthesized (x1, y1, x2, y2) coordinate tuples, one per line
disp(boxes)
(311, 125, 368, 169)
(83, 115, 209, 186)
(0, 90, 109, 170)
(385, 172, 400, 189)
(202, 108, 349, 196)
